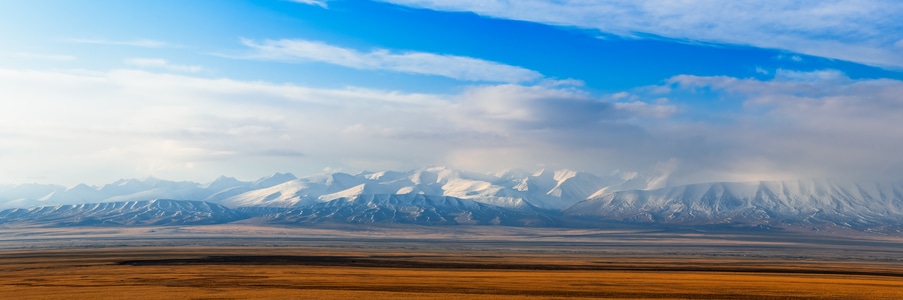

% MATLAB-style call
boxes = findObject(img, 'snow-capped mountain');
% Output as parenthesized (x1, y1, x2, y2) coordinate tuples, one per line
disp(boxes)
(0, 167, 659, 210)
(0, 199, 246, 227)
(258, 194, 555, 226)
(0, 195, 553, 227)
(220, 167, 634, 210)
(0, 173, 298, 209)
(2, 175, 903, 233)
(5, 169, 903, 233)
(565, 179, 903, 230)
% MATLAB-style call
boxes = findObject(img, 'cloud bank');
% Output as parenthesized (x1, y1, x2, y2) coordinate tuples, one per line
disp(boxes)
(0, 65, 900, 185)
(381, 0, 903, 68)
(646, 70, 903, 183)
(0, 67, 660, 185)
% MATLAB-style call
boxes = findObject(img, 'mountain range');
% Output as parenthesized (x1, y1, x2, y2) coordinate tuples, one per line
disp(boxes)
(567, 180, 903, 231)
(0, 199, 245, 227)
(0, 167, 659, 210)
(1, 167, 901, 234)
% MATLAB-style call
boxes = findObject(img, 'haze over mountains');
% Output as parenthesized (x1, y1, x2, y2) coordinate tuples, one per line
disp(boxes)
(1, 167, 901, 234)
(0, 167, 662, 210)
(0, 200, 243, 227)
(567, 181, 903, 231)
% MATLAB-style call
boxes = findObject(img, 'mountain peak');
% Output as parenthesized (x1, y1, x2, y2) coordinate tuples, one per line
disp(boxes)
(142, 176, 161, 185)
(253, 172, 298, 188)
(111, 178, 142, 187)
(66, 183, 97, 191)
(203, 176, 246, 190)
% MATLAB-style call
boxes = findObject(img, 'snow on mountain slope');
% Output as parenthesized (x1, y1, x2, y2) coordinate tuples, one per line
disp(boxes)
(545, 170, 618, 207)
(221, 166, 628, 209)
(100, 179, 213, 203)
(199, 176, 256, 202)
(261, 194, 555, 226)
(202, 176, 245, 191)
(220, 179, 327, 208)
(219, 173, 369, 208)
(253, 172, 298, 189)
(0, 174, 293, 209)
(565, 179, 903, 229)
(0, 167, 667, 211)
(2, 175, 903, 231)
(0, 199, 247, 227)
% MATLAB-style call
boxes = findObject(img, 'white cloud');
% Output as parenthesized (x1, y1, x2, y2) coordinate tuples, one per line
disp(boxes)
(614, 99, 675, 119)
(67, 38, 170, 48)
(239, 38, 543, 83)
(381, 0, 903, 68)
(450, 83, 671, 130)
(0, 67, 463, 185)
(124, 58, 203, 73)
(12, 52, 76, 61)
(2, 65, 897, 185)
(290, 0, 328, 8)
(656, 69, 903, 182)
(0, 66, 669, 185)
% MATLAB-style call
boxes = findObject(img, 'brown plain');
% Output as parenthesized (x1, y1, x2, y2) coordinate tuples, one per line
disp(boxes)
(2, 246, 903, 299)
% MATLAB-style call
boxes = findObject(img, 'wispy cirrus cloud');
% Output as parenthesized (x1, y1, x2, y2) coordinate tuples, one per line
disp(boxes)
(12, 52, 77, 61)
(124, 58, 203, 73)
(290, 0, 329, 8)
(239, 38, 544, 83)
(67, 38, 170, 48)
(381, 0, 903, 68)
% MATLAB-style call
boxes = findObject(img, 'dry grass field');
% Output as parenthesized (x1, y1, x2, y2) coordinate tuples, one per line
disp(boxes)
(2, 245, 903, 299)
(2, 225, 903, 299)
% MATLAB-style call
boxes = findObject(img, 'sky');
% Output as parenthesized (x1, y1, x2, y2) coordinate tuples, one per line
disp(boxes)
(0, 0, 902, 186)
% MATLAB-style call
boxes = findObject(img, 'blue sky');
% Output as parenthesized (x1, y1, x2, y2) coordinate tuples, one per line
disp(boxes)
(1, 0, 902, 185)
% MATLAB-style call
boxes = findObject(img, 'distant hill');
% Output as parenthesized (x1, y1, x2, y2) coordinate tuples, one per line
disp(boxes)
(0, 199, 246, 227)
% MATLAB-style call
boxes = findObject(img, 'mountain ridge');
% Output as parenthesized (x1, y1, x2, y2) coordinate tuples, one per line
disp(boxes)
(256, 194, 555, 226)
(0, 167, 641, 210)
(2, 169, 902, 233)
(0, 199, 246, 227)
(565, 179, 903, 231)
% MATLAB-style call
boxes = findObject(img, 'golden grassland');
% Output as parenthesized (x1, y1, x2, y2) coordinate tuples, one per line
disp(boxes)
(2, 246, 902, 299)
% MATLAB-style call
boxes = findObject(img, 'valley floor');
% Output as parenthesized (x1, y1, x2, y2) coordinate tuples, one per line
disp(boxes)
(1, 225, 903, 299)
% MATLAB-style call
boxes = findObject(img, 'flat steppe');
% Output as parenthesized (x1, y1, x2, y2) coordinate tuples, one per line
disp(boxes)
(1, 225, 902, 299)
